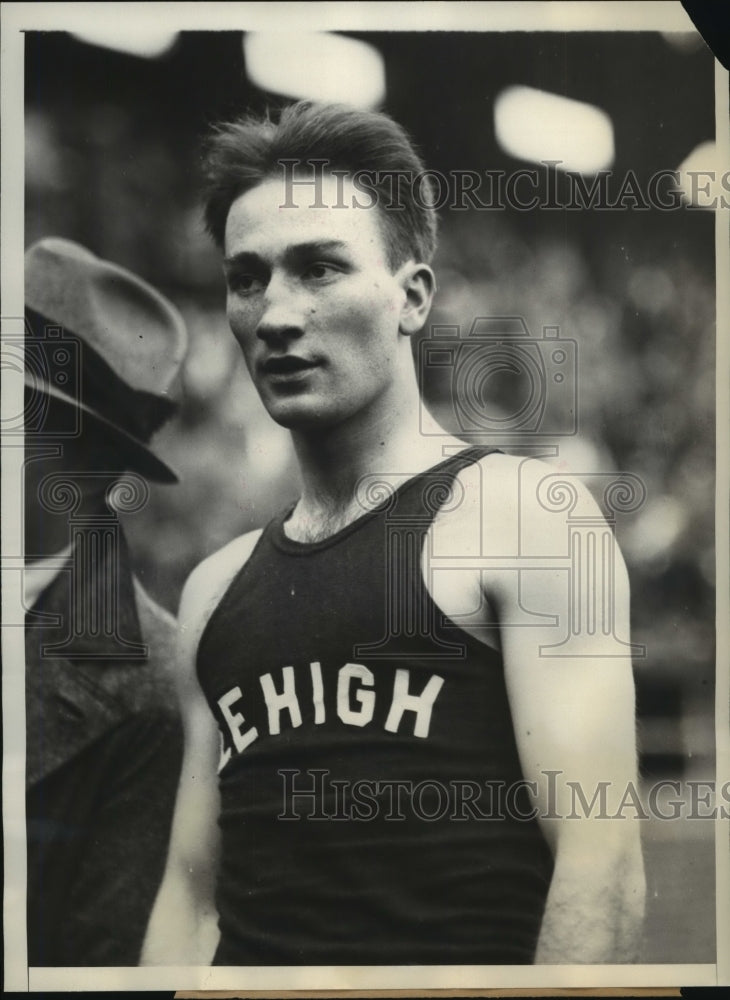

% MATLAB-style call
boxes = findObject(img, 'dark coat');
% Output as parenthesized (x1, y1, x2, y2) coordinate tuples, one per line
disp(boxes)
(25, 529, 183, 966)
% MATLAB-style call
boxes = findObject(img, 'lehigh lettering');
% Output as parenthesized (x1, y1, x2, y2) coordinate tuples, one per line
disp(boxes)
(336, 663, 375, 727)
(218, 663, 445, 761)
(384, 669, 445, 738)
(218, 686, 259, 755)
(260, 665, 302, 735)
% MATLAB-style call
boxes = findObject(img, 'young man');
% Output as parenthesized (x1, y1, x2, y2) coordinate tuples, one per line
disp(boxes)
(143, 102, 645, 966)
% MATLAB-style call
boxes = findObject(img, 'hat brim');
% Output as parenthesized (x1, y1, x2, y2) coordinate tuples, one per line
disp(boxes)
(24, 378, 179, 484)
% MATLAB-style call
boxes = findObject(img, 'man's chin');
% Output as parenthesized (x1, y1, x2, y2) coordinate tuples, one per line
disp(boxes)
(263, 399, 337, 431)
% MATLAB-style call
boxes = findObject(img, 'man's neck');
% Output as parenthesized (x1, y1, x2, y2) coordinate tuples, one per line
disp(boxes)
(285, 380, 464, 543)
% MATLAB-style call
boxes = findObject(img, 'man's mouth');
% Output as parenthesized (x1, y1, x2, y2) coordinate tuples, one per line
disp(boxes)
(260, 356, 320, 376)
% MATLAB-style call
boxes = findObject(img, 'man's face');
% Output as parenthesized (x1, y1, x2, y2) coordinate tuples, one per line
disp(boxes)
(223, 173, 419, 430)
(24, 420, 124, 559)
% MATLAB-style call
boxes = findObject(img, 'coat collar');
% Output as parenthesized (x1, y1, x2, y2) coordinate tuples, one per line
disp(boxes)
(25, 528, 153, 786)
(25, 527, 145, 662)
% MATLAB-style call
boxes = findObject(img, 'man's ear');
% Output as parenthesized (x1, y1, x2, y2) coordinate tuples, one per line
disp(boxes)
(398, 263, 436, 336)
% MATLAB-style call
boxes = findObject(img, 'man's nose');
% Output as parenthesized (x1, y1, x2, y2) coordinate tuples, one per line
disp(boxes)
(256, 274, 305, 346)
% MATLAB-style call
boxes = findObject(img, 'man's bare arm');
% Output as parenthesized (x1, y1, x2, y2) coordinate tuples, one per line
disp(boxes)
(520, 644, 646, 963)
(141, 531, 262, 966)
(486, 458, 645, 964)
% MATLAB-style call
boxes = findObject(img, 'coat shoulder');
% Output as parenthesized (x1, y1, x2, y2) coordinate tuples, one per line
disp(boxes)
(132, 577, 179, 684)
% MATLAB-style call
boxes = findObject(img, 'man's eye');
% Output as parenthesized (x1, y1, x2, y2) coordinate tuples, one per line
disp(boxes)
(228, 273, 264, 294)
(304, 262, 339, 280)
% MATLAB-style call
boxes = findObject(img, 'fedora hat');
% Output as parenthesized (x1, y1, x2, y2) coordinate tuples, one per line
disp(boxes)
(24, 238, 188, 483)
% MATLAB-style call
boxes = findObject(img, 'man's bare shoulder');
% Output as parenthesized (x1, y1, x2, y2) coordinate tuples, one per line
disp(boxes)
(440, 450, 606, 560)
(179, 528, 264, 640)
(474, 449, 555, 493)
(467, 450, 596, 522)
(447, 451, 555, 524)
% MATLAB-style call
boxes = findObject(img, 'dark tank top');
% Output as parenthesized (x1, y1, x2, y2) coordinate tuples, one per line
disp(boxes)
(197, 446, 553, 965)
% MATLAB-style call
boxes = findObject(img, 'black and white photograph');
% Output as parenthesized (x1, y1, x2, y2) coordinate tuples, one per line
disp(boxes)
(2, 1, 728, 993)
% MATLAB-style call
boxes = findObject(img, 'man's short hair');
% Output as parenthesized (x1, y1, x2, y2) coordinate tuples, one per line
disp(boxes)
(202, 101, 438, 269)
